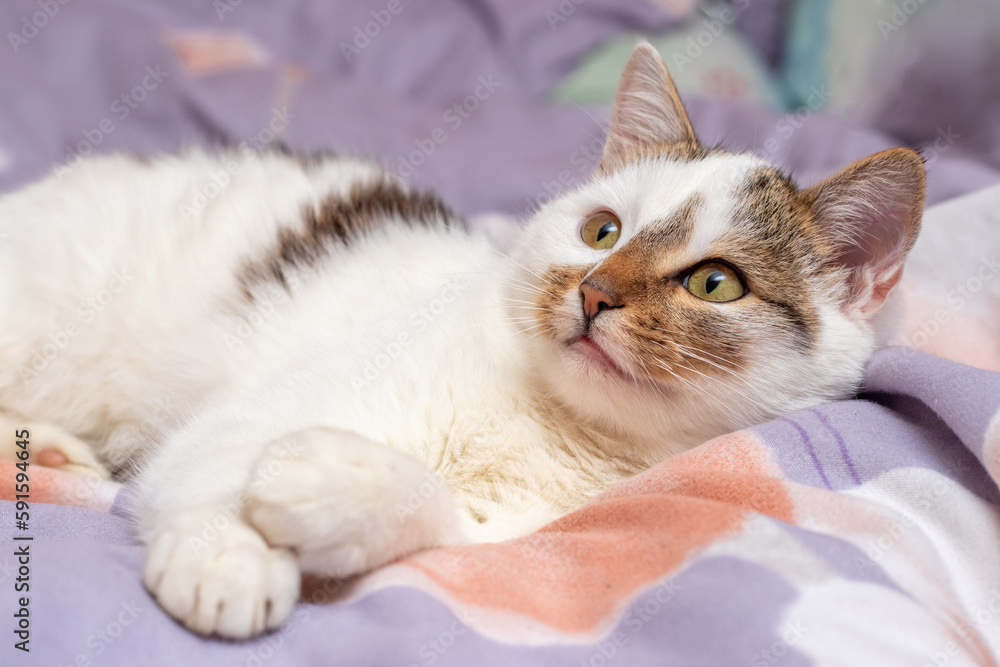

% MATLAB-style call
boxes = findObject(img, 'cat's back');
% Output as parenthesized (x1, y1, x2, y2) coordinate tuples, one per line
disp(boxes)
(0, 148, 478, 455)
(0, 151, 358, 320)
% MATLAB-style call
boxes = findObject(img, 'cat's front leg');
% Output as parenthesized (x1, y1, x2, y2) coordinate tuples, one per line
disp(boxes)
(143, 505, 300, 638)
(244, 427, 465, 579)
(139, 424, 306, 638)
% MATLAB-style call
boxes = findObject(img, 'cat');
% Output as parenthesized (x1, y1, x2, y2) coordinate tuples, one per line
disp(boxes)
(0, 42, 924, 638)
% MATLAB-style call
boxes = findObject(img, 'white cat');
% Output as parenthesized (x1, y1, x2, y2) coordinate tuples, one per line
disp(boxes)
(0, 43, 924, 638)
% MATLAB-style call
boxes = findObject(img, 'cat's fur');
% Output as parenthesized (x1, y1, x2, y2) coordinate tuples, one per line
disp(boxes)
(0, 43, 924, 638)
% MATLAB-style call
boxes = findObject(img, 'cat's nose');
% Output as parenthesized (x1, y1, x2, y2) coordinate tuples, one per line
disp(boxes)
(580, 281, 620, 322)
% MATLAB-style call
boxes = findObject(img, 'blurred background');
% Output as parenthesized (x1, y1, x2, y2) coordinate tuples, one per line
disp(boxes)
(1, 0, 999, 218)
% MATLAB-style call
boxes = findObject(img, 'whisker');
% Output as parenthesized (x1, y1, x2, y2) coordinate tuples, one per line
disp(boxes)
(646, 338, 755, 388)
(652, 360, 701, 394)
(483, 245, 551, 285)
(622, 347, 674, 404)
(497, 297, 543, 307)
(650, 326, 753, 374)
(671, 359, 771, 420)
(506, 280, 555, 299)
(505, 323, 546, 340)
(663, 361, 751, 424)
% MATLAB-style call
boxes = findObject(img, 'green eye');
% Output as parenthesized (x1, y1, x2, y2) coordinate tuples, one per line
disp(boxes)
(581, 211, 621, 250)
(685, 262, 745, 302)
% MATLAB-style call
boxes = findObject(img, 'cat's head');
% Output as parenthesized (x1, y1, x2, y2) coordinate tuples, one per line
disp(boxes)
(508, 42, 924, 459)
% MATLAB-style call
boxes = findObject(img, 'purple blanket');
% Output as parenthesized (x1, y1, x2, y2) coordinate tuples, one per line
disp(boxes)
(4, 348, 1000, 665)
(2, 1, 1000, 665)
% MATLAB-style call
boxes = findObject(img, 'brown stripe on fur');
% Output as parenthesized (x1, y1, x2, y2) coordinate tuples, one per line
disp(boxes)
(717, 167, 824, 347)
(630, 193, 703, 251)
(239, 178, 464, 296)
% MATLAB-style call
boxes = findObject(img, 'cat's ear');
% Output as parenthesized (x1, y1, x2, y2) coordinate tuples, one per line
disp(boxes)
(803, 147, 925, 316)
(599, 41, 699, 174)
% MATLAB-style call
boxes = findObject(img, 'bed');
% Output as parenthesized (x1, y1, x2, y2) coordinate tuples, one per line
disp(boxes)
(3, 1, 1000, 664)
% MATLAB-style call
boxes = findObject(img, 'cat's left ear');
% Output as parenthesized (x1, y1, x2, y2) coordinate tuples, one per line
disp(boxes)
(803, 147, 925, 316)
(599, 41, 699, 174)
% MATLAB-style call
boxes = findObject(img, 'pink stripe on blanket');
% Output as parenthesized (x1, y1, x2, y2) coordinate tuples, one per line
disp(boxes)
(0, 460, 120, 512)
(892, 293, 1000, 373)
(401, 430, 794, 634)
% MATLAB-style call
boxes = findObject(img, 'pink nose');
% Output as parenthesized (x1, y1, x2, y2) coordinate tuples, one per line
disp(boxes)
(580, 282, 618, 321)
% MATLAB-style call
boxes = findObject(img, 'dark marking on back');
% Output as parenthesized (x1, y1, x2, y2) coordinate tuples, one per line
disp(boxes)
(239, 177, 465, 297)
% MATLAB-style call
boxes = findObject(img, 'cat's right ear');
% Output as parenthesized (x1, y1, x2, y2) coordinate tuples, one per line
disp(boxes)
(599, 41, 700, 174)
(802, 147, 925, 317)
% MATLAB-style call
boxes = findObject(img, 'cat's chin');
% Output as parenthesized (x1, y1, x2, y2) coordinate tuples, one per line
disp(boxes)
(566, 335, 632, 383)
(531, 334, 687, 457)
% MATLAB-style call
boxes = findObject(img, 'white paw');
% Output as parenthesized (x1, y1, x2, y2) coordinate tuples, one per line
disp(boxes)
(245, 427, 462, 579)
(0, 416, 109, 478)
(143, 507, 300, 638)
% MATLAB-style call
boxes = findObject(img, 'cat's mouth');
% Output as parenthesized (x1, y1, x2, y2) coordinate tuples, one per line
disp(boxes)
(568, 335, 630, 380)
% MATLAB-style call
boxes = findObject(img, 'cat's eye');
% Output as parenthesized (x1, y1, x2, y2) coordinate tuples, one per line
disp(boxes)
(580, 211, 621, 250)
(684, 262, 745, 302)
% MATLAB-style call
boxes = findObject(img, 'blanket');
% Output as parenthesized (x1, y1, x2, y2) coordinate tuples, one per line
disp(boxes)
(4, 343, 1000, 666)
(2, 1, 1000, 665)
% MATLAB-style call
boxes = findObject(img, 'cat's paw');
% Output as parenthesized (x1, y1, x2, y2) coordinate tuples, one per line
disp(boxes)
(0, 416, 109, 478)
(143, 507, 300, 638)
(245, 427, 462, 579)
